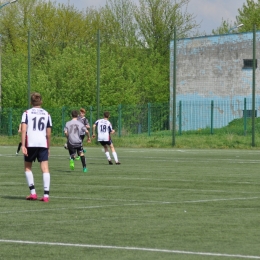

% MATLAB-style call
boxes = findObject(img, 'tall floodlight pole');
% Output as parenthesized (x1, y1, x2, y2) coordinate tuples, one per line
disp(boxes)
(252, 25, 256, 147)
(0, 0, 19, 108)
(27, 30, 31, 108)
(172, 27, 177, 146)
(0, 34, 2, 107)
(96, 29, 100, 120)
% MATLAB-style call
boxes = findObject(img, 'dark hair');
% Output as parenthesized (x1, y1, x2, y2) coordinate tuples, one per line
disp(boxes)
(104, 111, 110, 118)
(31, 92, 42, 106)
(71, 110, 79, 118)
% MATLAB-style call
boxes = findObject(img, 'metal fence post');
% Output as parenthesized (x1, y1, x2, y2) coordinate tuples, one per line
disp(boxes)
(252, 25, 256, 146)
(8, 108, 12, 136)
(62, 106, 65, 136)
(211, 100, 214, 135)
(148, 103, 151, 136)
(178, 100, 182, 135)
(118, 104, 122, 137)
(243, 98, 247, 136)
(89, 106, 93, 136)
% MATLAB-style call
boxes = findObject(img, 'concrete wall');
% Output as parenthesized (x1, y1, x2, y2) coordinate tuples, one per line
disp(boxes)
(169, 31, 260, 130)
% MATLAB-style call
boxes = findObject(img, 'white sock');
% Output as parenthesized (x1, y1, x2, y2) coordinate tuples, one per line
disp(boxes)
(105, 151, 111, 160)
(25, 171, 36, 194)
(43, 173, 50, 198)
(112, 151, 118, 162)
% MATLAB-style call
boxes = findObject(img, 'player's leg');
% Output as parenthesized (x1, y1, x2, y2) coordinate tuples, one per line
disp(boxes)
(68, 143, 76, 170)
(80, 135, 86, 153)
(77, 146, 87, 173)
(38, 148, 50, 202)
(64, 137, 68, 150)
(101, 142, 113, 164)
(110, 143, 120, 165)
(40, 160, 50, 202)
(24, 157, 38, 200)
(16, 142, 22, 155)
(75, 135, 86, 160)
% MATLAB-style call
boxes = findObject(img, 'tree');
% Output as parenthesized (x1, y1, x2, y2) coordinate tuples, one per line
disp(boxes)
(236, 0, 260, 32)
(102, 0, 138, 47)
(0, 0, 199, 109)
(212, 0, 260, 35)
(133, 0, 198, 56)
(212, 19, 236, 35)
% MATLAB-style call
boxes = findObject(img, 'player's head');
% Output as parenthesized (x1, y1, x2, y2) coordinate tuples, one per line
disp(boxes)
(31, 92, 42, 106)
(104, 111, 110, 118)
(71, 110, 79, 118)
(79, 108, 85, 117)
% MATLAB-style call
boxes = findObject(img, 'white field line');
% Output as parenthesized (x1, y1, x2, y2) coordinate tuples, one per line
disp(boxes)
(3, 146, 260, 154)
(0, 196, 259, 214)
(1, 183, 260, 195)
(1, 176, 260, 189)
(0, 239, 259, 259)
(2, 152, 260, 163)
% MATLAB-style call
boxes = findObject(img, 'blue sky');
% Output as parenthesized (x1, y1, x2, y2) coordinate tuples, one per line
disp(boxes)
(48, 0, 247, 34)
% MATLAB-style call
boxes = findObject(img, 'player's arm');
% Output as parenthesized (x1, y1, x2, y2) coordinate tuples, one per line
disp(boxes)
(86, 129, 91, 143)
(84, 118, 91, 129)
(21, 123, 28, 156)
(92, 124, 96, 138)
(46, 127, 51, 148)
(109, 125, 115, 135)
(63, 123, 68, 137)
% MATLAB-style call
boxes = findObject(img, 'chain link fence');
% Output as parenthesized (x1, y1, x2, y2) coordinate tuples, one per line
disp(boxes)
(0, 98, 259, 137)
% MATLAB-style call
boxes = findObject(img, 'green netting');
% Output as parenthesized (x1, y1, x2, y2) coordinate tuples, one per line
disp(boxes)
(0, 103, 170, 137)
(1, 99, 259, 137)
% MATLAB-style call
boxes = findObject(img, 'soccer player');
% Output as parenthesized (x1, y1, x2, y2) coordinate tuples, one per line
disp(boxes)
(92, 111, 120, 165)
(16, 123, 22, 155)
(75, 108, 91, 159)
(64, 110, 89, 173)
(21, 92, 52, 202)
(78, 108, 91, 141)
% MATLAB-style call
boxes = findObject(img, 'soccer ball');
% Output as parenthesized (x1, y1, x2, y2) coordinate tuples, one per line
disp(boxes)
(64, 143, 68, 149)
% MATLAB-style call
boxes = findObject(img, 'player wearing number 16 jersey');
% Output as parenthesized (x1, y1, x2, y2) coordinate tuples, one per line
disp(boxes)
(21, 92, 52, 202)
(92, 111, 120, 165)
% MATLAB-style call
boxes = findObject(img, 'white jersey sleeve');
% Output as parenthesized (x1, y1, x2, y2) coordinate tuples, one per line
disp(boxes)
(95, 119, 113, 141)
(21, 108, 52, 148)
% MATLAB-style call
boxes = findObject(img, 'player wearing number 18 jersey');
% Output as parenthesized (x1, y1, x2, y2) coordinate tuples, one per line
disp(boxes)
(21, 92, 52, 202)
(92, 111, 120, 165)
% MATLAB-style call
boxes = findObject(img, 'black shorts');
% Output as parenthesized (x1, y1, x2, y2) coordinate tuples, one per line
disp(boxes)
(67, 142, 84, 157)
(99, 140, 113, 146)
(25, 147, 49, 162)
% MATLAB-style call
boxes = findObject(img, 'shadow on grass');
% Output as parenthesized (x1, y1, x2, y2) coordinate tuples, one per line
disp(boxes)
(2, 195, 25, 200)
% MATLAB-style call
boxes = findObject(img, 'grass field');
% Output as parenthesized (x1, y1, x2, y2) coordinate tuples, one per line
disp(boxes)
(0, 146, 260, 260)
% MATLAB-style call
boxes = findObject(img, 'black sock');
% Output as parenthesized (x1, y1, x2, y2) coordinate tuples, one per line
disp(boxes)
(80, 155, 86, 168)
(17, 142, 22, 153)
